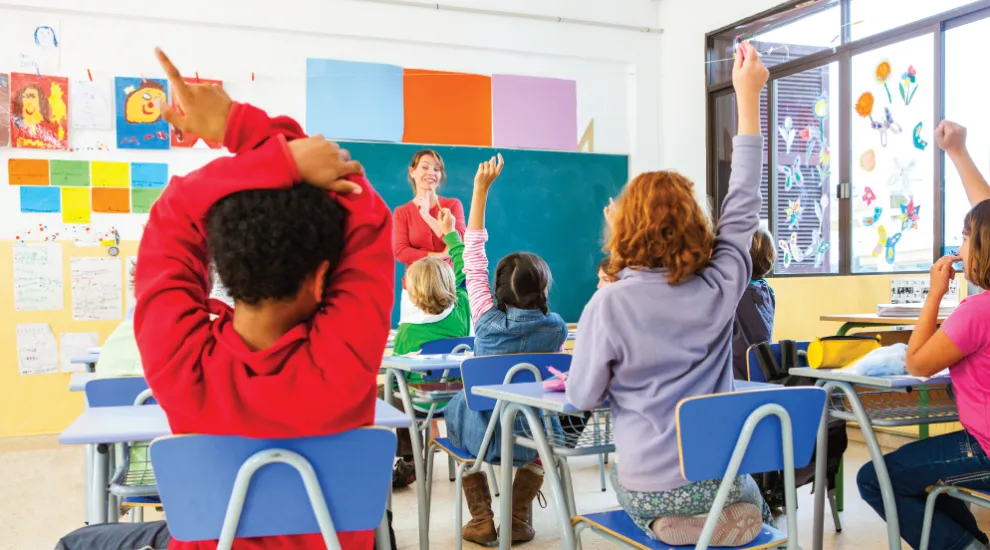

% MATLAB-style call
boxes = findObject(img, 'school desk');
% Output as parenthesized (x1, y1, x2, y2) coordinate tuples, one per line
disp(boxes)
(69, 372, 99, 392)
(469, 380, 777, 549)
(71, 353, 101, 373)
(820, 313, 948, 337)
(59, 400, 411, 525)
(788, 367, 956, 550)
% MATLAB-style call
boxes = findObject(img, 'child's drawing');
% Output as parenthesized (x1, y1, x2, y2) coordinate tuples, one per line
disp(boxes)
(72, 78, 113, 130)
(115, 76, 170, 150)
(10, 72, 69, 150)
(0, 73, 9, 146)
(17, 19, 60, 73)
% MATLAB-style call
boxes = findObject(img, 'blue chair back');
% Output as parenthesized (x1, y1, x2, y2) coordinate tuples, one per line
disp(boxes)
(85, 377, 157, 407)
(420, 337, 474, 355)
(746, 341, 811, 382)
(150, 428, 396, 542)
(460, 353, 571, 412)
(676, 387, 825, 482)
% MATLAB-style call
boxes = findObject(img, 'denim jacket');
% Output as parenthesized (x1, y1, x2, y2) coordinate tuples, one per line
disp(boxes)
(474, 306, 568, 357)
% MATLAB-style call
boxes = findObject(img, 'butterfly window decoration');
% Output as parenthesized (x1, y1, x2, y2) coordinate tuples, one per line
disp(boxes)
(863, 206, 883, 227)
(870, 107, 902, 147)
(888, 157, 916, 196)
(913, 122, 928, 151)
(862, 186, 877, 206)
(778, 116, 796, 154)
(778, 157, 804, 190)
(872, 225, 903, 264)
(898, 198, 921, 231)
(778, 238, 793, 269)
(785, 199, 802, 229)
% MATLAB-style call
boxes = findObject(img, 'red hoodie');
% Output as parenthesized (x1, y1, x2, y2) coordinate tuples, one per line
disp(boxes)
(133, 103, 394, 550)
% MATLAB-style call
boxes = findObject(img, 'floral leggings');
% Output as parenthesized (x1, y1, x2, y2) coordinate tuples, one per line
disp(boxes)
(610, 465, 775, 540)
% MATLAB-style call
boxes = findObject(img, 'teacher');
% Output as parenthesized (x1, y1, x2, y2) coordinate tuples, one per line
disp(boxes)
(393, 149, 466, 321)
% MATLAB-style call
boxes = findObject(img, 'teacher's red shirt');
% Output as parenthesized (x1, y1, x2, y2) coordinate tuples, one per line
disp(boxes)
(392, 197, 466, 267)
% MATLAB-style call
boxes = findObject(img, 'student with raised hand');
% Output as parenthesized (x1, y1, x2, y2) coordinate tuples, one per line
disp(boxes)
(565, 41, 774, 547)
(56, 47, 392, 550)
(856, 121, 990, 550)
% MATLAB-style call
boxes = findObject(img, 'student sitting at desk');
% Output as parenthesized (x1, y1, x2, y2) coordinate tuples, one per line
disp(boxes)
(857, 121, 990, 550)
(386, 207, 471, 489)
(56, 48, 392, 550)
(566, 42, 774, 547)
(731, 227, 776, 381)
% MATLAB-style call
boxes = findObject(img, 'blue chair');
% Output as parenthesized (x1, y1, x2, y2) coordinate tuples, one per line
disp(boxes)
(85, 378, 159, 522)
(420, 337, 474, 355)
(573, 387, 827, 550)
(425, 353, 575, 550)
(150, 428, 396, 550)
(921, 485, 990, 549)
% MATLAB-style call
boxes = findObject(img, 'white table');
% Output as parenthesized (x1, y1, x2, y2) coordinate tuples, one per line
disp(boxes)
(381, 353, 467, 550)
(789, 367, 957, 550)
(471, 379, 779, 550)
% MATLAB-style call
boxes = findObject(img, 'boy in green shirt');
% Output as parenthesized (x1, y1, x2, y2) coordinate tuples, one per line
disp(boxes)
(388, 208, 471, 488)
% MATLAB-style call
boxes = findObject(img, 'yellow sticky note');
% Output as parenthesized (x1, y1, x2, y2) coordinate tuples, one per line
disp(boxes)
(91, 161, 130, 188)
(62, 187, 91, 224)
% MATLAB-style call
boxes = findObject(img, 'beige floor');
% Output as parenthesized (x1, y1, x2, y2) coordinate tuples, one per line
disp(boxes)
(2, 436, 989, 550)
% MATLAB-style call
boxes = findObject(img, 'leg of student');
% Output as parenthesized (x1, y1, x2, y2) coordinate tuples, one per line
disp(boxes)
(56, 521, 170, 550)
(857, 430, 990, 550)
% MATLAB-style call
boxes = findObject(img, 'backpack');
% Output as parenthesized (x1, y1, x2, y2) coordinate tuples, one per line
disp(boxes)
(751, 340, 848, 509)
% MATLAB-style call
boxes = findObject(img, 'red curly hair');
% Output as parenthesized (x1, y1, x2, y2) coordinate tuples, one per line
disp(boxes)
(605, 171, 713, 285)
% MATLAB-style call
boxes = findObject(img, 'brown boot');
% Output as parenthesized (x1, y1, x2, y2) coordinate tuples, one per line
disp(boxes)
(509, 464, 544, 543)
(461, 471, 497, 545)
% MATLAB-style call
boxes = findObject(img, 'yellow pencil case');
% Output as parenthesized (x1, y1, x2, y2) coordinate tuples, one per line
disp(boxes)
(807, 336, 881, 369)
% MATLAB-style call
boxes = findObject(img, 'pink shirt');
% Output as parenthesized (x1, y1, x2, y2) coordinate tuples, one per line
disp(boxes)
(942, 291, 990, 454)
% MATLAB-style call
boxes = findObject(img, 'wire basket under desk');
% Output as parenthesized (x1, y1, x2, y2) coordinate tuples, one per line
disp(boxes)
(516, 410, 615, 458)
(828, 387, 959, 427)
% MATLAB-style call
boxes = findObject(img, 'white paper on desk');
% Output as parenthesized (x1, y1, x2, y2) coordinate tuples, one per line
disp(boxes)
(15, 323, 59, 376)
(903, 368, 951, 383)
(71, 257, 122, 321)
(13, 244, 64, 312)
(60, 332, 99, 373)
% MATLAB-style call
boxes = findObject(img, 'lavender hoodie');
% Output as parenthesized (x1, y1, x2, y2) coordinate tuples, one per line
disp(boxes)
(566, 135, 763, 493)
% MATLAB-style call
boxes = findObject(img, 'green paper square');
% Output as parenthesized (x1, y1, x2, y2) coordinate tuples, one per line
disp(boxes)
(50, 160, 90, 187)
(131, 188, 163, 214)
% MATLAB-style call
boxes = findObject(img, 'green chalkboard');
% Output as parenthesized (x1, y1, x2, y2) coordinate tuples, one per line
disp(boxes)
(340, 142, 629, 324)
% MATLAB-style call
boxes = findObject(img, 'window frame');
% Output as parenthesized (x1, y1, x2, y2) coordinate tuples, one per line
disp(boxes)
(705, 0, 990, 277)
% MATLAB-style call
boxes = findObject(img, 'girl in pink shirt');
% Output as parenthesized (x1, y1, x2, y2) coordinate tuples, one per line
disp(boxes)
(858, 121, 990, 550)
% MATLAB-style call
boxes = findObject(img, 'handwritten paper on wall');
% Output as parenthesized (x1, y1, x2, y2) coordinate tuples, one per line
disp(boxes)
(71, 78, 113, 130)
(70, 257, 122, 321)
(15, 323, 59, 376)
(60, 332, 99, 373)
(13, 243, 64, 311)
(16, 17, 60, 73)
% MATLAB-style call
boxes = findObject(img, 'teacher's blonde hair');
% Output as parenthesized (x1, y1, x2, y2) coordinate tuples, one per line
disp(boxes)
(407, 256, 457, 315)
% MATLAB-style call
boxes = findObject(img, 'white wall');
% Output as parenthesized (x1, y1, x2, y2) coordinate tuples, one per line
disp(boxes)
(0, 0, 662, 239)
(658, 0, 782, 188)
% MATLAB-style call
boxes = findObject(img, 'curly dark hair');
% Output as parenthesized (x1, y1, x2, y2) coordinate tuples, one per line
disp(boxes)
(206, 185, 347, 306)
(494, 252, 553, 315)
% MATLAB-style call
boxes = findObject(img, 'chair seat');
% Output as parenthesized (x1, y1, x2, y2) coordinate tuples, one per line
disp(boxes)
(431, 437, 478, 463)
(574, 510, 787, 550)
(121, 496, 161, 507)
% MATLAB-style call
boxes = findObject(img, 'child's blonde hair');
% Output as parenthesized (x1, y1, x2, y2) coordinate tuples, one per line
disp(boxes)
(407, 256, 457, 315)
(750, 228, 776, 280)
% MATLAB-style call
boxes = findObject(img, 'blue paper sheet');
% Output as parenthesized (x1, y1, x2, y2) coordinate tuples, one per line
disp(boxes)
(20, 186, 60, 213)
(306, 59, 404, 142)
(131, 162, 169, 188)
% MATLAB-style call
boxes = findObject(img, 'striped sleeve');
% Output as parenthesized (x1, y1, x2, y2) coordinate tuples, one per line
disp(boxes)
(463, 229, 495, 322)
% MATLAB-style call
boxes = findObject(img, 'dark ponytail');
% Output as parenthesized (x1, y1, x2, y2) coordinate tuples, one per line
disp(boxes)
(494, 252, 552, 315)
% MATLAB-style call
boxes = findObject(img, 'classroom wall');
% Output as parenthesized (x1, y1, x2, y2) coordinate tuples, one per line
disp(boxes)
(0, 0, 663, 437)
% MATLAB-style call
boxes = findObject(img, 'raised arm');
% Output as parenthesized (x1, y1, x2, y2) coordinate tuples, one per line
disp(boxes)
(464, 155, 504, 320)
(439, 209, 467, 287)
(702, 42, 768, 317)
(936, 121, 990, 207)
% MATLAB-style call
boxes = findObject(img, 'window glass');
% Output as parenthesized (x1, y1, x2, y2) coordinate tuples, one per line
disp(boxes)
(712, 90, 770, 225)
(773, 62, 840, 274)
(850, 34, 933, 272)
(851, 0, 978, 41)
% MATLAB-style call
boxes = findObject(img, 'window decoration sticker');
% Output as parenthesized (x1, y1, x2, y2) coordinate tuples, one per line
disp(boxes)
(885, 232, 902, 264)
(778, 115, 796, 154)
(873, 225, 888, 258)
(888, 156, 915, 196)
(788, 233, 805, 263)
(856, 91, 875, 119)
(816, 143, 831, 183)
(863, 205, 884, 226)
(871, 107, 902, 147)
(778, 157, 803, 190)
(863, 185, 877, 205)
(899, 65, 918, 106)
(876, 60, 893, 103)
(913, 122, 928, 151)
(898, 198, 921, 231)
(785, 198, 802, 229)
(778, 239, 792, 269)
(860, 149, 877, 172)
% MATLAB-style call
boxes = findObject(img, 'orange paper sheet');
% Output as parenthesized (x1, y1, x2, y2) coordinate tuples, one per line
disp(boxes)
(92, 187, 130, 213)
(402, 69, 492, 147)
(8, 158, 50, 185)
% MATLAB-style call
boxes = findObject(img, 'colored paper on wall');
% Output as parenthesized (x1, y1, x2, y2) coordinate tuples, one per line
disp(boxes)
(91, 161, 129, 187)
(20, 186, 60, 213)
(9, 72, 69, 149)
(91, 187, 129, 213)
(50, 160, 89, 186)
(402, 69, 492, 146)
(115, 76, 170, 150)
(306, 58, 404, 142)
(0, 73, 9, 146)
(62, 187, 90, 224)
(71, 78, 113, 130)
(171, 77, 223, 148)
(492, 75, 577, 151)
(130, 162, 168, 188)
(8, 158, 49, 185)
(131, 188, 163, 214)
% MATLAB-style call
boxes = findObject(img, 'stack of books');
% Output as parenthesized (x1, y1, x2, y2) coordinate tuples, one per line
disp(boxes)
(877, 302, 957, 318)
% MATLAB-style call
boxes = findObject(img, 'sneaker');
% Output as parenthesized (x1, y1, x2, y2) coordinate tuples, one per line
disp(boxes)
(391, 459, 416, 489)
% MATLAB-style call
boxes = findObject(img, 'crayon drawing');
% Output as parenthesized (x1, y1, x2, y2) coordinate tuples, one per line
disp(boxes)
(16, 18, 60, 73)
(0, 74, 9, 146)
(115, 77, 169, 150)
(171, 77, 223, 148)
(72, 78, 113, 130)
(9, 72, 68, 150)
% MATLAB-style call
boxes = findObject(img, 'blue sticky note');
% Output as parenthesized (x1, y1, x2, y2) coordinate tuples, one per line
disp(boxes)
(131, 162, 169, 188)
(20, 186, 60, 213)
(115, 76, 171, 150)
(306, 59, 404, 142)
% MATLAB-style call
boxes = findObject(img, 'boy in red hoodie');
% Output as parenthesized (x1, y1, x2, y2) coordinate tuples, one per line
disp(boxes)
(55, 49, 393, 550)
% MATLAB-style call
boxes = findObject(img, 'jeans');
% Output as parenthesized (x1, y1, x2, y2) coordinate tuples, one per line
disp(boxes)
(445, 391, 561, 467)
(857, 429, 990, 550)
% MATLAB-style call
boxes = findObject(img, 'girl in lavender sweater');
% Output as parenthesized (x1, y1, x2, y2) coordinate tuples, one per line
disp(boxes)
(566, 42, 773, 547)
